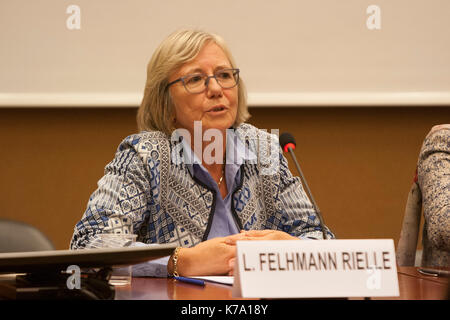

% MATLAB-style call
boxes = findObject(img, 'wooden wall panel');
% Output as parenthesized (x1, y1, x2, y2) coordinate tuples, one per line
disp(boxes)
(0, 107, 448, 249)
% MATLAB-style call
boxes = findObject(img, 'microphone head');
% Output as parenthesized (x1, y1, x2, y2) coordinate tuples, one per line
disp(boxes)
(279, 132, 296, 152)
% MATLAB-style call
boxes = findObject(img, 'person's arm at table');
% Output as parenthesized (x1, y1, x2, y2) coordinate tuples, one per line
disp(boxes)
(132, 233, 248, 277)
(70, 134, 156, 250)
(417, 126, 450, 260)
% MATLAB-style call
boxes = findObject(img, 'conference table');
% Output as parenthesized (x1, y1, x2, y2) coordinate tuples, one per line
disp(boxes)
(115, 266, 448, 300)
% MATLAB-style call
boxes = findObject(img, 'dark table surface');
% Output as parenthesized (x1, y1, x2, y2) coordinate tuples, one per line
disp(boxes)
(115, 266, 449, 300)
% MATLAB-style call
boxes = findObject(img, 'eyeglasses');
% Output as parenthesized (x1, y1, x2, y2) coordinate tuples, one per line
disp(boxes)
(167, 68, 240, 94)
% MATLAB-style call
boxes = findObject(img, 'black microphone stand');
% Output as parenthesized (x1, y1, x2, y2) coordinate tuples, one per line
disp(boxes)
(286, 146, 328, 240)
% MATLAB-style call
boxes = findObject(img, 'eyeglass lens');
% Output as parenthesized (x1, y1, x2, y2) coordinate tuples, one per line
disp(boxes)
(183, 69, 238, 93)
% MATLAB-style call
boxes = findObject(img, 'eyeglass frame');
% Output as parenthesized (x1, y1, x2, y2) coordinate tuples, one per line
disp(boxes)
(166, 68, 240, 94)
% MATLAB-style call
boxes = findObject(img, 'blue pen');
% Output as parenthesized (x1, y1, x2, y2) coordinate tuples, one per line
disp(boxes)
(174, 276, 205, 286)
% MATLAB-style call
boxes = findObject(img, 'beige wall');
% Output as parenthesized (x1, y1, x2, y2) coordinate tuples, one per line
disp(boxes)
(2, 1, 450, 106)
(0, 107, 449, 249)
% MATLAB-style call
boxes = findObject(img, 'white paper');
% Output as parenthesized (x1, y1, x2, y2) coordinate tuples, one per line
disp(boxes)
(191, 276, 234, 286)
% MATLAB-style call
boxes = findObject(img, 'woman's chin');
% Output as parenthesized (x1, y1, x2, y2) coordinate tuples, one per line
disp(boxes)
(202, 113, 236, 131)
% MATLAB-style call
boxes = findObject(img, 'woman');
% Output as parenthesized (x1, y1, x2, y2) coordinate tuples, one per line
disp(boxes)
(70, 30, 334, 277)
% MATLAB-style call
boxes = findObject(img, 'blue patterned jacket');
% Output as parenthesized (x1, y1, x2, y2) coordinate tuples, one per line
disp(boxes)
(70, 123, 334, 249)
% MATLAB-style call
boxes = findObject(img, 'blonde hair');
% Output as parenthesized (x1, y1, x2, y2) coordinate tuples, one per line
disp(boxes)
(137, 29, 250, 136)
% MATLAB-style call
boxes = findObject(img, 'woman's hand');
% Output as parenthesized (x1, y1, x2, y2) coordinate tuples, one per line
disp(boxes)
(224, 230, 299, 275)
(168, 230, 298, 276)
(169, 233, 247, 277)
(225, 230, 300, 244)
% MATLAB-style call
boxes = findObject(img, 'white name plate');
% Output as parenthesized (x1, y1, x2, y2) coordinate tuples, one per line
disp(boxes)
(232, 239, 399, 298)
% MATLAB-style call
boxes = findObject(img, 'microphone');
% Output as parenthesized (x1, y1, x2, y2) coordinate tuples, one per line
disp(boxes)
(279, 132, 328, 240)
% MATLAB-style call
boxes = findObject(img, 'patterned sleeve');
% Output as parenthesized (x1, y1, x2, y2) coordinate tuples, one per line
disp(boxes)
(275, 150, 335, 240)
(417, 128, 450, 258)
(70, 134, 154, 249)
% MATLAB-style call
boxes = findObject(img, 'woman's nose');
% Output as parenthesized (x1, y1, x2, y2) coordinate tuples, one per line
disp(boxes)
(205, 76, 223, 98)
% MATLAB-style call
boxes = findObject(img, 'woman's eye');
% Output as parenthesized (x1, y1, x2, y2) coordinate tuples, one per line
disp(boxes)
(186, 75, 203, 84)
(217, 71, 232, 79)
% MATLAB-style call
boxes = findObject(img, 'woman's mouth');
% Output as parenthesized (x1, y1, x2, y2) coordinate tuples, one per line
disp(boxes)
(208, 105, 226, 112)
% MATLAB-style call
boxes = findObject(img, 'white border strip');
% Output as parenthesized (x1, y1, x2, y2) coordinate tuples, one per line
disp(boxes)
(0, 92, 449, 107)
(249, 92, 450, 107)
(0, 93, 141, 108)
